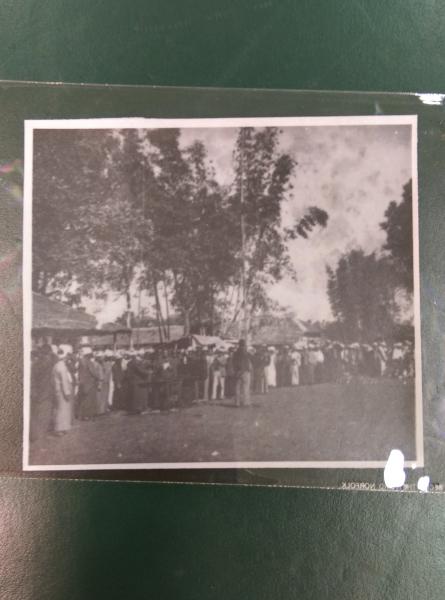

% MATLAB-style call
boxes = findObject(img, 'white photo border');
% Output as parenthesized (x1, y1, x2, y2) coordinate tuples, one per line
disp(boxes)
(22, 115, 423, 471)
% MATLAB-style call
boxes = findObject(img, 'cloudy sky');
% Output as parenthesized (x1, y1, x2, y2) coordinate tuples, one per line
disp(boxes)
(181, 123, 413, 322)
(90, 122, 413, 324)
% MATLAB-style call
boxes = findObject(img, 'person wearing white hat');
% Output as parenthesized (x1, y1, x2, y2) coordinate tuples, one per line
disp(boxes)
(58, 343, 73, 355)
(51, 346, 74, 435)
(79, 345, 93, 357)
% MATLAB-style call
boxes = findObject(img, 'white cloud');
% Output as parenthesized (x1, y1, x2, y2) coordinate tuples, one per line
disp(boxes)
(89, 123, 413, 324)
(181, 124, 413, 321)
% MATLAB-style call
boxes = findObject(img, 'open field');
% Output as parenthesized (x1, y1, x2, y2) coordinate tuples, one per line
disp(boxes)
(29, 378, 416, 466)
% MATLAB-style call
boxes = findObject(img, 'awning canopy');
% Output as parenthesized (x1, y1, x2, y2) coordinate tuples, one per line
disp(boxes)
(191, 334, 225, 346)
(89, 325, 185, 348)
(163, 334, 231, 350)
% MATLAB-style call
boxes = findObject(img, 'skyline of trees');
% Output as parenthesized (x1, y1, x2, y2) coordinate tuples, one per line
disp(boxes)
(326, 180, 414, 342)
(32, 127, 413, 341)
(32, 126, 328, 338)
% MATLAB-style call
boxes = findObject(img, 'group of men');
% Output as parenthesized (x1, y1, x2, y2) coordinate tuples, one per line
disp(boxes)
(29, 337, 414, 441)
(264, 339, 415, 387)
(30, 339, 254, 441)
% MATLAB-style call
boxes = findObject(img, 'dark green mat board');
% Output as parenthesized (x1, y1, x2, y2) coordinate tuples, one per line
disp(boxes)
(0, 2, 444, 599)
(1, 476, 445, 600)
(0, 1, 444, 92)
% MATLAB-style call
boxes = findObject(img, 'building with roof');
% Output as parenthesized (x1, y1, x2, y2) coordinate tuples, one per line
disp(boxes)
(89, 325, 186, 349)
(226, 314, 323, 346)
(31, 292, 127, 345)
(32, 292, 97, 334)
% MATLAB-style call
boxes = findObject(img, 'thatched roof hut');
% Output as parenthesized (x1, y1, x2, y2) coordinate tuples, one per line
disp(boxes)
(32, 292, 97, 334)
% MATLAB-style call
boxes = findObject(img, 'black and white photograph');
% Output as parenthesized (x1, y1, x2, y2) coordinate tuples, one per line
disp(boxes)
(22, 116, 422, 470)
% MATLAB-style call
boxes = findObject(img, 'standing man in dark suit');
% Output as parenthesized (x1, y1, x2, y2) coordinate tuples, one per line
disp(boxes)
(233, 339, 253, 407)
(78, 347, 102, 420)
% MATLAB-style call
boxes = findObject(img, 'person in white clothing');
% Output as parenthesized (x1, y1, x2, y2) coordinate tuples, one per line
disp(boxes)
(290, 347, 302, 386)
(51, 347, 74, 435)
(374, 342, 387, 377)
(210, 351, 227, 400)
(104, 349, 115, 407)
(266, 347, 277, 387)
(391, 342, 404, 378)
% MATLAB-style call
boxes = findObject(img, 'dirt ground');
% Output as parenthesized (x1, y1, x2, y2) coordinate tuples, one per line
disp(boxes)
(29, 378, 416, 466)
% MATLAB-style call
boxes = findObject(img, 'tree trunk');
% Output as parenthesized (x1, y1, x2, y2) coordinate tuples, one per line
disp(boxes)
(241, 284, 251, 343)
(220, 283, 243, 337)
(183, 308, 191, 337)
(125, 289, 132, 328)
(125, 288, 133, 349)
(209, 287, 215, 335)
(163, 275, 170, 340)
(153, 281, 164, 343)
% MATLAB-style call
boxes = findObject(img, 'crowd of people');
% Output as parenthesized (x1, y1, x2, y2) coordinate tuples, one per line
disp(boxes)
(29, 337, 414, 441)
